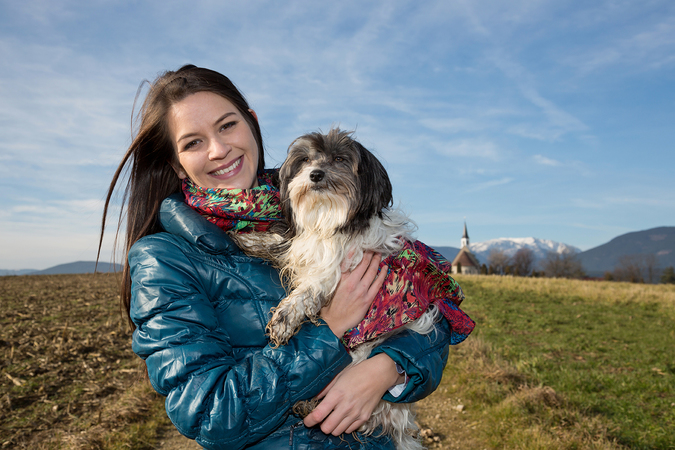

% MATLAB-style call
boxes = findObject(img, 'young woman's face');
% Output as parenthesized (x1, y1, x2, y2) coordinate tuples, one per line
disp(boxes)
(168, 91, 259, 190)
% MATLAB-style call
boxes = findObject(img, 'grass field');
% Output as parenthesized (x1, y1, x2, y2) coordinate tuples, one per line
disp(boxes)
(419, 275, 675, 449)
(1, 273, 673, 449)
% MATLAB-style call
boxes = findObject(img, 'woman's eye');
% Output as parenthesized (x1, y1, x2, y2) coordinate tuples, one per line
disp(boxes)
(220, 121, 236, 132)
(184, 139, 200, 151)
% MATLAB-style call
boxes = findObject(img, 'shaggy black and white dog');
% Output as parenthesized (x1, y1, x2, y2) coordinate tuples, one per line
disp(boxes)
(234, 128, 439, 450)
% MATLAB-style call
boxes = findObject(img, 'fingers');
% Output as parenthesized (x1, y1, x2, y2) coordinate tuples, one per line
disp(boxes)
(325, 412, 366, 436)
(362, 252, 383, 287)
(345, 417, 368, 435)
(303, 394, 336, 428)
(349, 251, 376, 279)
(303, 355, 400, 438)
(314, 401, 365, 436)
(322, 252, 386, 338)
(367, 261, 388, 298)
(340, 248, 357, 272)
(342, 252, 383, 288)
(314, 399, 370, 436)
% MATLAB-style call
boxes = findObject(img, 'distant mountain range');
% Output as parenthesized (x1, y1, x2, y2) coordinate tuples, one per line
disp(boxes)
(2, 227, 673, 279)
(0, 261, 122, 277)
(470, 237, 580, 264)
(433, 238, 579, 268)
(434, 227, 674, 278)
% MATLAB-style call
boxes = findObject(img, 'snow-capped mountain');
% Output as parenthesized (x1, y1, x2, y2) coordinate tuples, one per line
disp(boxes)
(469, 237, 580, 265)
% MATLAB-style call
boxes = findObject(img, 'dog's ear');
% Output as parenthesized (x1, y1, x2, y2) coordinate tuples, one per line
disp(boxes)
(357, 141, 393, 215)
(278, 142, 305, 239)
(270, 169, 281, 190)
(342, 140, 393, 234)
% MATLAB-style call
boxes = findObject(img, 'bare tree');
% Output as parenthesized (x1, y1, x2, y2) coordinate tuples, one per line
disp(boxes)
(487, 249, 509, 275)
(511, 248, 535, 276)
(541, 249, 586, 279)
(661, 266, 675, 284)
(613, 255, 645, 283)
(613, 254, 659, 283)
(644, 254, 658, 284)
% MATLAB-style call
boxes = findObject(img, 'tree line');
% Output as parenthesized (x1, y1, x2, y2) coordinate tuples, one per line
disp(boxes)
(481, 248, 675, 284)
(604, 254, 675, 284)
(484, 248, 585, 278)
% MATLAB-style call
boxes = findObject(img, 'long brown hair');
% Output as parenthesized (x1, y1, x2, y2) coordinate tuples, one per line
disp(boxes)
(97, 65, 265, 329)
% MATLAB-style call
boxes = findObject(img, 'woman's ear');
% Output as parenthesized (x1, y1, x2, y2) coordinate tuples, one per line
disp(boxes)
(249, 109, 258, 122)
(169, 161, 187, 180)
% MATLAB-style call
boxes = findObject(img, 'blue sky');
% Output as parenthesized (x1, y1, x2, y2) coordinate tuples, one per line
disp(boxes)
(1, 0, 674, 270)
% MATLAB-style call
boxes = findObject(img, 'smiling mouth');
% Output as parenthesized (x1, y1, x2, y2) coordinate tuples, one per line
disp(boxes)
(211, 157, 241, 176)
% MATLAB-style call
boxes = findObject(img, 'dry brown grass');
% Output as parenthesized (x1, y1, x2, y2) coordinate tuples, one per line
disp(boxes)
(417, 337, 625, 450)
(0, 273, 169, 449)
(5, 273, 668, 449)
(453, 274, 675, 311)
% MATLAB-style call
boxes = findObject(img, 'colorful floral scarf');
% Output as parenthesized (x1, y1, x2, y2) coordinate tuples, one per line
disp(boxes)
(182, 170, 282, 233)
(342, 240, 475, 349)
(182, 169, 474, 348)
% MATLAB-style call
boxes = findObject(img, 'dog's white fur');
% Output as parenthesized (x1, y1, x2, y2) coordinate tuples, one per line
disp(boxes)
(234, 129, 440, 450)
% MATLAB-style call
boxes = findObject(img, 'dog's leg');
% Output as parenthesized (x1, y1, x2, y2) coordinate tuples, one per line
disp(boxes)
(267, 289, 317, 347)
(353, 308, 438, 450)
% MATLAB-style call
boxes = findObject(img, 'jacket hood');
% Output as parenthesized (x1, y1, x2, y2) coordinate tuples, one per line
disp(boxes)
(160, 193, 241, 255)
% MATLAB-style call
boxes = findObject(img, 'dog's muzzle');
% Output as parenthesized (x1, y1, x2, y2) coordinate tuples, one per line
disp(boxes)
(310, 170, 325, 183)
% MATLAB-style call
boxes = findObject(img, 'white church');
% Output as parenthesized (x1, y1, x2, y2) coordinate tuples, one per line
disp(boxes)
(451, 222, 481, 275)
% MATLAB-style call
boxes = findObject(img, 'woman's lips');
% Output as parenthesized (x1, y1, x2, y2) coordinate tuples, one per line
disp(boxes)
(210, 156, 242, 178)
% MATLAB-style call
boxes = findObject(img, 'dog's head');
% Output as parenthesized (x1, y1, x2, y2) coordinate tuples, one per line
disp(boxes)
(279, 128, 392, 236)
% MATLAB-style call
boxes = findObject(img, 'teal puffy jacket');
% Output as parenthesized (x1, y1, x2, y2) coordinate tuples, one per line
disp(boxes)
(129, 194, 453, 449)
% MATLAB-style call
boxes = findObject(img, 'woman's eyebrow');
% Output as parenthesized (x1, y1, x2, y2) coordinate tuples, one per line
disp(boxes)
(176, 112, 237, 143)
(214, 111, 236, 126)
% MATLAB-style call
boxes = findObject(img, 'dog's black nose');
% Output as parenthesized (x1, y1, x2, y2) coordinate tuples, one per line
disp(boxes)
(310, 170, 325, 183)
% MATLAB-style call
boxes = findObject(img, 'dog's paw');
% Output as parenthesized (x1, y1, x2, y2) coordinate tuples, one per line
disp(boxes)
(266, 303, 304, 347)
(292, 398, 321, 418)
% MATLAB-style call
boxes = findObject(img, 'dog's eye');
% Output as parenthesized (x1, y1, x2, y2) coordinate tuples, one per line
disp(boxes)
(302, 157, 310, 163)
(334, 156, 344, 162)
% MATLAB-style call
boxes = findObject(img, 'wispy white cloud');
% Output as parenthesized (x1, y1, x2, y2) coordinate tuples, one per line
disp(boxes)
(533, 154, 562, 166)
(433, 138, 503, 160)
(419, 118, 485, 134)
(464, 176, 515, 193)
(572, 194, 675, 209)
(487, 52, 589, 140)
(0, 0, 673, 269)
(531, 154, 592, 177)
(0, 195, 120, 269)
(564, 14, 675, 74)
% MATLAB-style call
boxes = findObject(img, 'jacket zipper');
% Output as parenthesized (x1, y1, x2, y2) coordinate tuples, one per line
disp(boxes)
(289, 420, 304, 446)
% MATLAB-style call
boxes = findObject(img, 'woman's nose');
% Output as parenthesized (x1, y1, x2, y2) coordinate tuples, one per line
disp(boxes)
(208, 139, 231, 160)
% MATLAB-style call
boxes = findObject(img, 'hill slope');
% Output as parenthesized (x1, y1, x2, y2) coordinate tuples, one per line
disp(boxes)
(0, 269, 36, 276)
(29, 261, 122, 275)
(577, 226, 675, 276)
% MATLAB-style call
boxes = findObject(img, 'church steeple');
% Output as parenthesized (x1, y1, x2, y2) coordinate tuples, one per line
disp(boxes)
(461, 221, 469, 248)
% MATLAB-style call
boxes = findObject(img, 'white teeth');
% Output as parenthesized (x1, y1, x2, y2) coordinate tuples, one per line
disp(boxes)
(212, 158, 241, 176)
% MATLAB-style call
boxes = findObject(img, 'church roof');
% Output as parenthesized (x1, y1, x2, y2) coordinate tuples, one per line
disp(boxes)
(452, 247, 481, 268)
(462, 221, 469, 239)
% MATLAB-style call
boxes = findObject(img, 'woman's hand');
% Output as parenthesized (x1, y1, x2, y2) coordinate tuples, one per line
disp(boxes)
(319, 252, 387, 338)
(303, 353, 405, 435)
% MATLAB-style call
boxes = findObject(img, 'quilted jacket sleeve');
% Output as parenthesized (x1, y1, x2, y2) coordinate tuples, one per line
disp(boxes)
(128, 235, 352, 450)
(370, 317, 452, 403)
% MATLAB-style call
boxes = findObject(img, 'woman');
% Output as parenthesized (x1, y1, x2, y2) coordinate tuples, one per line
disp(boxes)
(99, 65, 454, 449)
